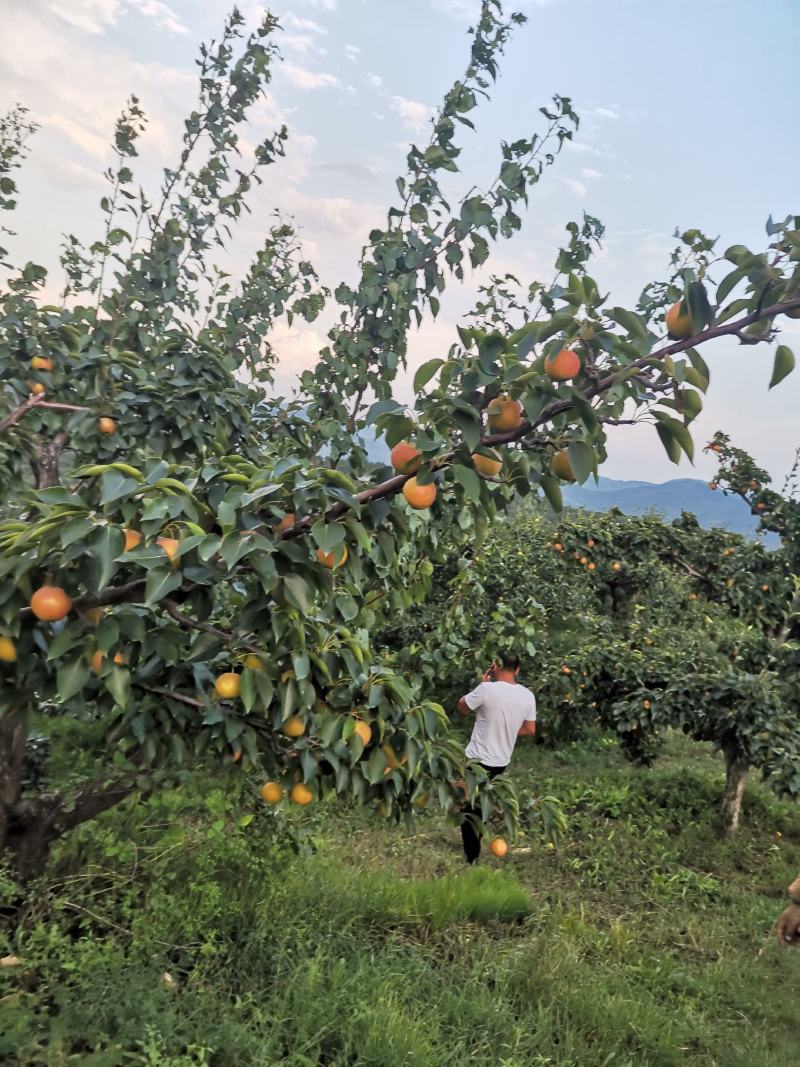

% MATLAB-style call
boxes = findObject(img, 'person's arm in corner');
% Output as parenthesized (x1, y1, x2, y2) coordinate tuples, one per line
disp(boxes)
(517, 719, 537, 737)
(457, 696, 472, 716)
(776, 873, 800, 946)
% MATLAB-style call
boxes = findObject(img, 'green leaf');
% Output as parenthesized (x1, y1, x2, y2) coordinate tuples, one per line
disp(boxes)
(311, 520, 345, 553)
(680, 389, 703, 422)
(516, 324, 538, 360)
(686, 281, 712, 332)
(539, 475, 563, 513)
(240, 484, 280, 506)
(536, 312, 575, 344)
(59, 517, 93, 549)
(716, 265, 747, 304)
(292, 652, 310, 681)
(46, 624, 84, 662)
(608, 307, 648, 340)
(572, 395, 600, 435)
(106, 664, 131, 708)
(241, 669, 257, 713)
(87, 526, 124, 594)
(335, 591, 359, 621)
(724, 244, 751, 264)
(283, 573, 313, 613)
(99, 471, 141, 506)
(655, 423, 681, 464)
(567, 441, 595, 484)
(56, 655, 89, 702)
(144, 567, 182, 606)
(686, 348, 710, 390)
(366, 746, 389, 784)
(653, 413, 694, 462)
(453, 464, 481, 502)
(254, 672, 274, 710)
(768, 345, 794, 390)
(452, 410, 480, 452)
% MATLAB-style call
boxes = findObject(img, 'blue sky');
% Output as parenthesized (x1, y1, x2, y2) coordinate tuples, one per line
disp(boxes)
(3, 0, 799, 484)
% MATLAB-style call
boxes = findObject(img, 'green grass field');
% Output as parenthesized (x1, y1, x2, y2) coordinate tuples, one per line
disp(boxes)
(2, 732, 799, 1066)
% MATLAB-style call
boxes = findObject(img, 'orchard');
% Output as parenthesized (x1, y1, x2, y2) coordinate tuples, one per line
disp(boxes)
(382, 495, 799, 833)
(1, 2, 799, 879)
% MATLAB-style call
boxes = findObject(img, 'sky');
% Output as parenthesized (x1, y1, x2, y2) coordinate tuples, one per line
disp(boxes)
(2, 0, 799, 485)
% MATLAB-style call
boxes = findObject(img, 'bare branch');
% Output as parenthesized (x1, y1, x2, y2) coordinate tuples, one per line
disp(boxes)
(141, 685, 205, 709)
(0, 394, 89, 435)
(0, 394, 43, 434)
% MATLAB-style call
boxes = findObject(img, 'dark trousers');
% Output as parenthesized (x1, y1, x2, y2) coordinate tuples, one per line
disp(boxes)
(460, 764, 506, 863)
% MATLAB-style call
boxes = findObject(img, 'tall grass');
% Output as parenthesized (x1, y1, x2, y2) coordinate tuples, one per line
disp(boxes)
(2, 734, 799, 1065)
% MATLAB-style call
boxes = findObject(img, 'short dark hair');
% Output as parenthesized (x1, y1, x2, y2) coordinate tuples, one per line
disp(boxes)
(499, 652, 520, 671)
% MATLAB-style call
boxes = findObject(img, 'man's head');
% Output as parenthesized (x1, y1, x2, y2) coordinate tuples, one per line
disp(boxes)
(494, 653, 520, 680)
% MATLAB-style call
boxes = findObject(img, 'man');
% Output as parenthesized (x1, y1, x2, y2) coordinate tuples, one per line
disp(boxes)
(456, 652, 537, 863)
(776, 873, 800, 945)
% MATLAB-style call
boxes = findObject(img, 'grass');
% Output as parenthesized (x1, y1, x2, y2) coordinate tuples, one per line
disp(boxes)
(1, 732, 799, 1065)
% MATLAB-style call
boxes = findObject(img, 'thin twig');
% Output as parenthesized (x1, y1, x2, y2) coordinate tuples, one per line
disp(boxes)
(141, 685, 205, 709)
(162, 599, 261, 653)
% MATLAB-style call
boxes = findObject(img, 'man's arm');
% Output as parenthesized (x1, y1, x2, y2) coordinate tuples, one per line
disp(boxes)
(518, 719, 537, 737)
(458, 676, 490, 717)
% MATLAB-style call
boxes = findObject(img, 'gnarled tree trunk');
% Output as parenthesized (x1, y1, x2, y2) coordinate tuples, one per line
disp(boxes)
(1, 708, 139, 879)
(6, 780, 138, 880)
(721, 748, 749, 836)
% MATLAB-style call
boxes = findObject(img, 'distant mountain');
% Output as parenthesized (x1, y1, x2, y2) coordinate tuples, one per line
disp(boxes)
(564, 476, 776, 543)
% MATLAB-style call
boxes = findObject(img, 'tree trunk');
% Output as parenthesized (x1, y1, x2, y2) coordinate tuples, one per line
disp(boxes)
(721, 749, 749, 836)
(6, 779, 139, 880)
(0, 709, 27, 858)
(2, 708, 139, 879)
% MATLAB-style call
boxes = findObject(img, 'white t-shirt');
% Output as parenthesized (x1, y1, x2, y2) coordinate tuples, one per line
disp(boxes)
(463, 680, 537, 767)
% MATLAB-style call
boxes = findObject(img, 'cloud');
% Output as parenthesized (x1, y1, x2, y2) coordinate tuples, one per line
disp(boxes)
(302, 0, 337, 10)
(580, 167, 603, 180)
(584, 105, 620, 120)
(128, 0, 186, 34)
(432, 0, 557, 19)
(281, 34, 324, 56)
(562, 177, 588, 198)
(389, 95, 434, 133)
(314, 159, 380, 181)
(281, 62, 341, 90)
(270, 322, 326, 381)
(283, 13, 326, 33)
(279, 11, 327, 54)
(345, 44, 361, 59)
(45, 112, 113, 160)
(49, 0, 117, 34)
(49, 0, 187, 36)
(43, 151, 108, 190)
(366, 72, 383, 88)
(564, 139, 614, 160)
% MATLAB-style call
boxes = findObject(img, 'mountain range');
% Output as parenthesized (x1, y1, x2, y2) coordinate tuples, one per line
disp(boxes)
(563, 476, 775, 542)
(358, 430, 774, 543)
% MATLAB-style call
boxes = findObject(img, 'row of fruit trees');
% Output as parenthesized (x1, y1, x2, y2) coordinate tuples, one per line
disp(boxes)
(0, 3, 798, 875)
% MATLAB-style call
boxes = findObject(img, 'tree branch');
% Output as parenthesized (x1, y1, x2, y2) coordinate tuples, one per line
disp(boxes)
(291, 297, 800, 526)
(162, 599, 261, 654)
(141, 685, 205, 709)
(0, 394, 89, 435)
(0, 394, 42, 433)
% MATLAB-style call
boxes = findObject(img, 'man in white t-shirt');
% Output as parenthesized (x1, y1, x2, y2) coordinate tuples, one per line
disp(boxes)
(456, 652, 537, 863)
